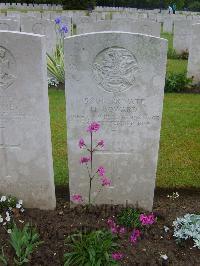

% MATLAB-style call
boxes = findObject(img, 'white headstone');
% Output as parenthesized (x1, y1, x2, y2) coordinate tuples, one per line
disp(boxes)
(76, 20, 161, 37)
(0, 31, 56, 210)
(0, 19, 20, 31)
(163, 18, 173, 33)
(64, 32, 167, 211)
(187, 23, 200, 84)
(173, 20, 200, 53)
(21, 17, 57, 54)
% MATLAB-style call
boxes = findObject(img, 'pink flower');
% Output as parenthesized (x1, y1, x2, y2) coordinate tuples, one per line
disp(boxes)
(140, 213, 156, 225)
(80, 156, 90, 164)
(97, 139, 104, 148)
(107, 218, 115, 227)
(111, 226, 118, 234)
(130, 229, 141, 244)
(78, 138, 85, 148)
(97, 166, 105, 177)
(119, 227, 126, 234)
(87, 122, 100, 133)
(101, 176, 111, 187)
(71, 194, 83, 203)
(112, 252, 124, 261)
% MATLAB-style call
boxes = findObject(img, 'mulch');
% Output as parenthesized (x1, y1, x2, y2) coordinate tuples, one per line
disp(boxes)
(0, 187, 200, 266)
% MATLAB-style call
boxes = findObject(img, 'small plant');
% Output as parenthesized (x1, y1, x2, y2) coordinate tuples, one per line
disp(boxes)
(64, 230, 121, 265)
(0, 195, 24, 231)
(173, 214, 200, 249)
(165, 72, 193, 92)
(167, 192, 180, 200)
(117, 208, 141, 228)
(47, 17, 68, 86)
(168, 49, 189, 60)
(71, 122, 112, 205)
(9, 223, 43, 265)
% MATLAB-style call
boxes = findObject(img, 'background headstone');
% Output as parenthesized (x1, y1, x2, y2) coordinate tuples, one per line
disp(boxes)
(0, 19, 20, 31)
(0, 31, 56, 210)
(76, 20, 161, 37)
(187, 23, 200, 84)
(21, 17, 57, 54)
(64, 32, 167, 211)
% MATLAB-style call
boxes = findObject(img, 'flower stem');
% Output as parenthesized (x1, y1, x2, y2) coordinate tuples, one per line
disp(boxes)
(89, 132, 93, 204)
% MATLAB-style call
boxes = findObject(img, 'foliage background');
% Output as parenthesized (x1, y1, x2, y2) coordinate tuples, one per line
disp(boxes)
(4, 0, 200, 11)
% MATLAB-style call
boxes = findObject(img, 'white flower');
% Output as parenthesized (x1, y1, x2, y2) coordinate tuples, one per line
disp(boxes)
(18, 200, 23, 205)
(164, 226, 170, 232)
(16, 203, 21, 209)
(5, 212, 11, 222)
(0, 215, 3, 223)
(0, 196, 6, 202)
(160, 254, 168, 260)
(7, 229, 12, 234)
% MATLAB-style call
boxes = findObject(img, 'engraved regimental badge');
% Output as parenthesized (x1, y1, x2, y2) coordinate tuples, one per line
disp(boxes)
(0, 46, 16, 90)
(93, 47, 139, 93)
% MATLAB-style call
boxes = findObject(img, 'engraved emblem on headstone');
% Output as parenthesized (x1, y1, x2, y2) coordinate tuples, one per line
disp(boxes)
(0, 46, 16, 90)
(93, 47, 139, 93)
(32, 23, 46, 35)
(0, 23, 10, 31)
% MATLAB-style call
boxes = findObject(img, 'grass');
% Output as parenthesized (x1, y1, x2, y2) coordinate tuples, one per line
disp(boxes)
(157, 93, 200, 188)
(48, 90, 200, 189)
(161, 32, 173, 51)
(48, 33, 200, 189)
(49, 89, 68, 186)
(167, 59, 188, 74)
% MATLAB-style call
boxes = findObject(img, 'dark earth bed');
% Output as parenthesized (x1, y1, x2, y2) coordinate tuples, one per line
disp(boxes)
(1, 188, 200, 266)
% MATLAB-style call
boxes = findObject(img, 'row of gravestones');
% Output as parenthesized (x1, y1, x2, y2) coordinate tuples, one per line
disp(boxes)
(0, 30, 168, 211)
(0, 15, 72, 54)
(0, 29, 199, 212)
(0, 3, 62, 10)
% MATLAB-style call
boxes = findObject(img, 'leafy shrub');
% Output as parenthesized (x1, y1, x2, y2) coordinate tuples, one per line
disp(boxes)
(165, 72, 192, 93)
(64, 230, 119, 265)
(47, 41, 65, 86)
(188, 1, 200, 11)
(117, 208, 141, 228)
(173, 214, 200, 249)
(9, 223, 43, 265)
(168, 49, 189, 60)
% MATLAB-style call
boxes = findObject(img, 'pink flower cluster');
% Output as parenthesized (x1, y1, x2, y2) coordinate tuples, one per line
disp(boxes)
(97, 167, 111, 187)
(130, 229, 141, 244)
(107, 218, 126, 235)
(97, 139, 104, 148)
(87, 122, 100, 133)
(97, 166, 105, 176)
(71, 194, 83, 203)
(101, 176, 111, 187)
(140, 213, 155, 225)
(79, 138, 85, 149)
(80, 156, 90, 164)
(112, 252, 124, 261)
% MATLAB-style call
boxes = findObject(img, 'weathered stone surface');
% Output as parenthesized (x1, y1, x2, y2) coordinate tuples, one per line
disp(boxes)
(173, 20, 200, 53)
(187, 23, 200, 84)
(76, 20, 161, 37)
(0, 19, 20, 31)
(64, 32, 167, 211)
(163, 17, 173, 33)
(0, 31, 56, 210)
(21, 17, 57, 54)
